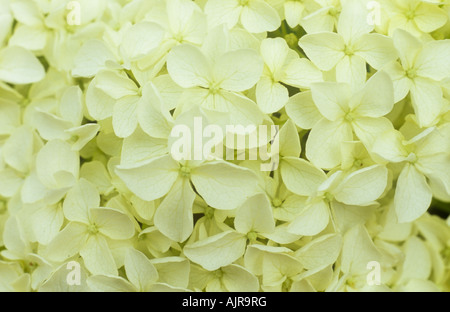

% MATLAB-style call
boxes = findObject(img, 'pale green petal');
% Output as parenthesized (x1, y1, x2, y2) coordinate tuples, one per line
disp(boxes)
(167, 44, 211, 88)
(87, 275, 136, 292)
(124, 248, 159, 291)
(221, 264, 260, 292)
(260, 38, 289, 75)
(288, 200, 330, 236)
(395, 164, 432, 223)
(120, 128, 168, 168)
(285, 91, 322, 130)
(91, 208, 135, 240)
(184, 231, 247, 271)
(306, 119, 353, 169)
(278, 119, 301, 158)
(154, 177, 196, 242)
(398, 237, 431, 283)
(353, 71, 394, 118)
(352, 117, 394, 150)
(354, 34, 397, 70)
(112, 96, 140, 138)
(234, 193, 275, 234)
(63, 179, 99, 224)
(310, 82, 349, 121)
(121, 22, 164, 61)
(241, 0, 281, 33)
(415, 40, 450, 81)
(410, 77, 444, 127)
(46, 222, 88, 262)
(256, 77, 289, 114)
(333, 165, 388, 206)
(299, 32, 345, 71)
(283, 58, 323, 89)
(280, 157, 327, 196)
(150, 257, 190, 289)
(204, 0, 241, 29)
(36, 140, 79, 190)
(341, 224, 381, 275)
(191, 161, 259, 210)
(115, 155, 179, 202)
(335, 55, 367, 90)
(295, 234, 342, 270)
(0, 99, 20, 135)
(336, 0, 373, 43)
(3, 126, 33, 173)
(214, 49, 263, 92)
(80, 235, 117, 276)
(0, 46, 45, 84)
(137, 83, 174, 139)
(72, 40, 116, 78)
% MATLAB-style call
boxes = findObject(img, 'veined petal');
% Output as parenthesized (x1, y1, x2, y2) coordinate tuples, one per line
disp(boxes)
(333, 165, 388, 206)
(382, 61, 411, 103)
(352, 117, 394, 150)
(306, 119, 353, 170)
(283, 58, 323, 89)
(287, 200, 330, 236)
(191, 161, 259, 210)
(280, 157, 327, 197)
(336, 0, 373, 43)
(285, 91, 322, 130)
(214, 49, 263, 92)
(299, 32, 345, 71)
(115, 155, 179, 202)
(335, 55, 367, 91)
(284, 1, 305, 28)
(256, 77, 289, 114)
(80, 235, 117, 276)
(0, 46, 45, 84)
(353, 71, 394, 118)
(240, 0, 281, 33)
(184, 231, 247, 271)
(204, 0, 241, 29)
(46, 222, 88, 262)
(414, 3, 447, 33)
(154, 177, 196, 242)
(63, 179, 99, 224)
(260, 38, 289, 76)
(124, 248, 158, 291)
(234, 193, 275, 235)
(91, 207, 135, 240)
(395, 164, 432, 223)
(167, 44, 211, 89)
(310, 82, 350, 121)
(415, 40, 450, 82)
(354, 33, 397, 70)
(410, 77, 444, 127)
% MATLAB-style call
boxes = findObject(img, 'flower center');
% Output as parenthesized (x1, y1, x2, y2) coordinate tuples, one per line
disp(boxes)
(239, 0, 250, 6)
(214, 269, 223, 278)
(344, 45, 354, 56)
(209, 82, 221, 95)
(405, 68, 417, 79)
(406, 152, 418, 164)
(353, 159, 363, 168)
(345, 112, 356, 122)
(247, 231, 258, 242)
(324, 192, 334, 203)
(272, 198, 283, 208)
(329, 7, 340, 17)
(88, 223, 99, 235)
(179, 166, 191, 178)
(204, 206, 214, 219)
(405, 10, 416, 20)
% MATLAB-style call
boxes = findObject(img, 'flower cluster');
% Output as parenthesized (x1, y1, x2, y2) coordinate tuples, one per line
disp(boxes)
(0, 0, 449, 292)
